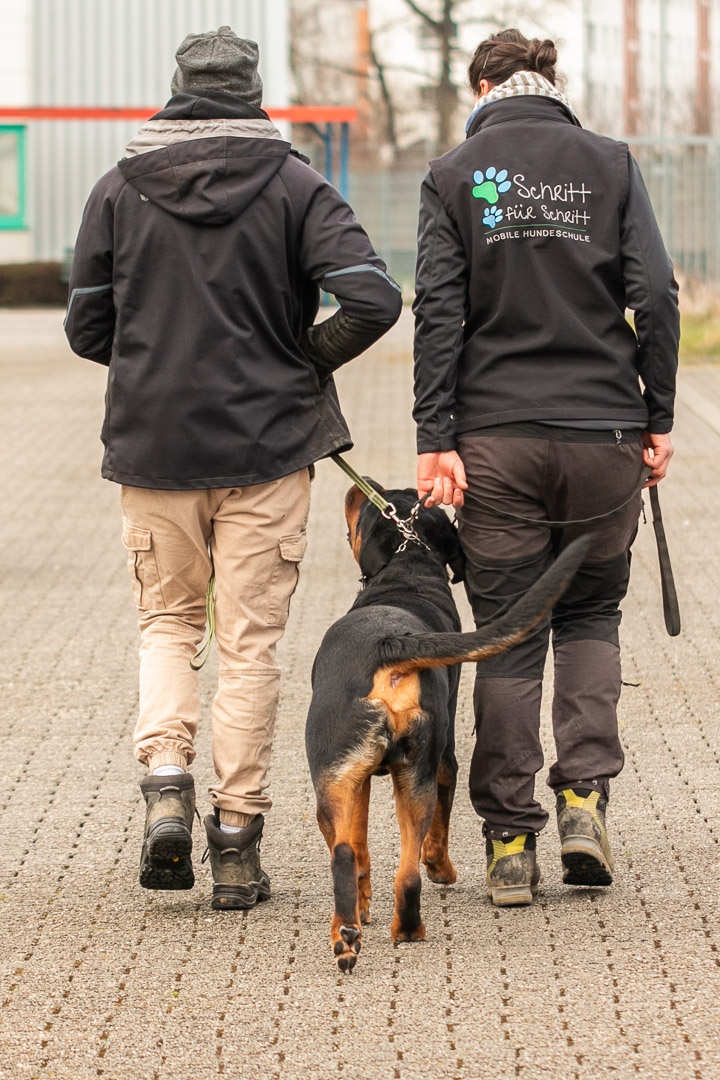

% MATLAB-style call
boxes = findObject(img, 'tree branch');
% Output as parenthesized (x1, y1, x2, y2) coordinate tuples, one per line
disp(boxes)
(399, 0, 439, 32)
(368, 36, 399, 150)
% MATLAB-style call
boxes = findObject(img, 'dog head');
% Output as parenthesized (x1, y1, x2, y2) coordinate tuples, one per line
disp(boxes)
(344, 481, 466, 584)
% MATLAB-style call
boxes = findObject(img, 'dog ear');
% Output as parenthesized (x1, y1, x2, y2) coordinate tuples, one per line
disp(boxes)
(344, 477, 385, 516)
(344, 484, 366, 519)
(420, 508, 466, 584)
(345, 478, 387, 565)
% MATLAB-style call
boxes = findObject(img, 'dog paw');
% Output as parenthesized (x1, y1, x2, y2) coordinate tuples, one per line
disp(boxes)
(333, 924, 362, 973)
(422, 855, 457, 885)
(390, 917, 426, 943)
(421, 845, 457, 885)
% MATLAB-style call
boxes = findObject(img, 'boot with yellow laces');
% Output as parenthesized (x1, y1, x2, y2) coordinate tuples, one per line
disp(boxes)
(556, 787, 614, 886)
(486, 833, 540, 906)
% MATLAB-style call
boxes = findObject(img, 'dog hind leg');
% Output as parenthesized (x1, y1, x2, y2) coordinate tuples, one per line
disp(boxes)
(350, 776, 373, 925)
(331, 842, 363, 972)
(421, 756, 458, 885)
(318, 783, 370, 972)
(390, 769, 436, 942)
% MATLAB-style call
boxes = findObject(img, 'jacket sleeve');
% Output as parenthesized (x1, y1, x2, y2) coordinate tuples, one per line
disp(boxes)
(412, 170, 468, 454)
(297, 179, 402, 382)
(64, 175, 118, 367)
(620, 153, 679, 433)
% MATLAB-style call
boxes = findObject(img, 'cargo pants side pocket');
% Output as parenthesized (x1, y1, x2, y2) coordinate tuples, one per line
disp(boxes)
(266, 532, 308, 627)
(122, 521, 165, 611)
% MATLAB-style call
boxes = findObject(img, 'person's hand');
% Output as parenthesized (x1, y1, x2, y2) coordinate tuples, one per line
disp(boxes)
(417, 451, 468, 508)
(642, 431, 674, 487)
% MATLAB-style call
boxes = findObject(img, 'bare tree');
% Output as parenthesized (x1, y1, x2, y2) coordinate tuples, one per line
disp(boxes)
(291, 0, 572, 161)
(395, 0, 572, 152)
(400, 0, 460, 153)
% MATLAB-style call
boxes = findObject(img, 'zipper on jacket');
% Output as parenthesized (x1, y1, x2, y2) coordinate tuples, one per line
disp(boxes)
(614, 429, 623, 445)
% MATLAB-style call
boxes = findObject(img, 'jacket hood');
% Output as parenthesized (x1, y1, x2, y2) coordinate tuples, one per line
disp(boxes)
(117, 90, 291, 225)
(150, 88, 268, 122)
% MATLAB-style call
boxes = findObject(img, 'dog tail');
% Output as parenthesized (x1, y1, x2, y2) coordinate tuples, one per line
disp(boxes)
(378, 536, 591, 674)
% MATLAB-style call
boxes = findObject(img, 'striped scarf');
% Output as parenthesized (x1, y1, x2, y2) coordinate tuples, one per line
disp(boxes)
(466, 70, 579, 132)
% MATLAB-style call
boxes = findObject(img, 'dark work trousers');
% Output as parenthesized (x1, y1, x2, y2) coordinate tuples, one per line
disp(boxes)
(456, 429, 644, 838)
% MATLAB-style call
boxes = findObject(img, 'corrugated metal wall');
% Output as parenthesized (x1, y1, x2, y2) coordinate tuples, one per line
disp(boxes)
(29, 0, 288, 259)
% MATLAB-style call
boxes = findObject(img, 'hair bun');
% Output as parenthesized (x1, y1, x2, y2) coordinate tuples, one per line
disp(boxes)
(468, 28, 562, 94)
(526, 37, 558, 77)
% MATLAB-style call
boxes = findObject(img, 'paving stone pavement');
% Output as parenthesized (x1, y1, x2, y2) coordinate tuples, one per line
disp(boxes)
(0, 308, 719, 1080)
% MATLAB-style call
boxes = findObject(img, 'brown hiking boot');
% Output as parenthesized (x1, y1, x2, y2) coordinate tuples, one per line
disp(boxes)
(486, 833, 540, 906)
(139, 772, 196, 891)
(203, 812, 271, 910)
(556, 787, 614, 886)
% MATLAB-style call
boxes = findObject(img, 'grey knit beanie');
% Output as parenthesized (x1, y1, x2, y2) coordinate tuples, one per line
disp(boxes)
(171, 26, 263, 104)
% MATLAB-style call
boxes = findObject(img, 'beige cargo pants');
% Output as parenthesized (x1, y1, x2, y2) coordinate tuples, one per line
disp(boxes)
(120, 470, 311, 825)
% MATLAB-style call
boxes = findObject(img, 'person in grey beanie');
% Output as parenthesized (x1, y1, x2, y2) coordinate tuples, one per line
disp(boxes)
(65, 26, 402, 911)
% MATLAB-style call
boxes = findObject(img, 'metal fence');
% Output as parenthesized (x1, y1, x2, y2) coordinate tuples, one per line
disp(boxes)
(347, 171, 425, 296)
(347, 139, 720, 291)
(630, 138, 720, 283)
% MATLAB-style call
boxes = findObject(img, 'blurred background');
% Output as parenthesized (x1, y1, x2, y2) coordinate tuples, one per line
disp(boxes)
(0, 0, 718, 332)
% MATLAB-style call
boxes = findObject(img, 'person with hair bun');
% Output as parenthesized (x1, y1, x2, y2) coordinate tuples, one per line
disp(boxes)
(413, 29, 679, 906)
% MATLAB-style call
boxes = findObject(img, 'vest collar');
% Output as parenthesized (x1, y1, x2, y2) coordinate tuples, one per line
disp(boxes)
(467, 95, 581, 139)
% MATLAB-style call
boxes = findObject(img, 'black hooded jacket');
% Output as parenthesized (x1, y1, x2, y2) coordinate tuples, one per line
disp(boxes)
(65, 91, 402, 489)
(413, 96, 680, 452)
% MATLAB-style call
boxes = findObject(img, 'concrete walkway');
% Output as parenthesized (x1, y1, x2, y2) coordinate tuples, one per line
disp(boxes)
(0, 309, 718, 1080)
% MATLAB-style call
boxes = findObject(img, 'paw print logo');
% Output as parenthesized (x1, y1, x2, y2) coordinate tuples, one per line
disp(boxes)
(483, 206, 503, 229)
(472, 167, 512, 205)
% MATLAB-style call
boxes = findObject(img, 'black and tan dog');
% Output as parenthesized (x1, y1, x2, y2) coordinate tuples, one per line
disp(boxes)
(305, 482, 588, 972)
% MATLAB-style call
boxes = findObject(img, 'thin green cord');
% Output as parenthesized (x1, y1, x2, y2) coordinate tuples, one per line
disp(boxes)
(190, 574, 216, 670)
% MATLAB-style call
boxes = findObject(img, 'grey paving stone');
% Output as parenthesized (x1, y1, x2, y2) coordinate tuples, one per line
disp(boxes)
(0, 309, 718, 1079)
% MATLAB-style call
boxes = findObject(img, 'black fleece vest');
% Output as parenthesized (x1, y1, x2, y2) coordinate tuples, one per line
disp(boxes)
(430, 96, 648, 431)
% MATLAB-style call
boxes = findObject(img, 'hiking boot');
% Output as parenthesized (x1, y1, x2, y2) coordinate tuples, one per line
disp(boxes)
(486, 833, 540, 906)
(139, 772, 196, 890)
(556, 787, 614, 886)
(203, 811, 271, 910)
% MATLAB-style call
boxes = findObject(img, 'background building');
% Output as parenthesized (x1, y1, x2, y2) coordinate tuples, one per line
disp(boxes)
(293, 0, 720, 288)
(1, 0, 719, 285)
(0, 0, 289, 263)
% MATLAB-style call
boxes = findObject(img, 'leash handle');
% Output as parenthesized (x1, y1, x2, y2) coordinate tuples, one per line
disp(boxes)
(648, 485, 681, 636)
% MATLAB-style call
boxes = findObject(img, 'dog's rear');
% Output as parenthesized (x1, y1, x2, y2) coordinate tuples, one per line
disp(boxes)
(306, 484, 589, 972)
(307, 604, 459, 971)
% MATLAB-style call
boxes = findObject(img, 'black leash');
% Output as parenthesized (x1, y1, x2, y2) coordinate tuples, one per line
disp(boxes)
(464, 467, 651, 528)
(648, 485, 681, 636)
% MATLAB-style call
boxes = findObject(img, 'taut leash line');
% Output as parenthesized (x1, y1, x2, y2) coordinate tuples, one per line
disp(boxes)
(330, 453, 396, 515)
